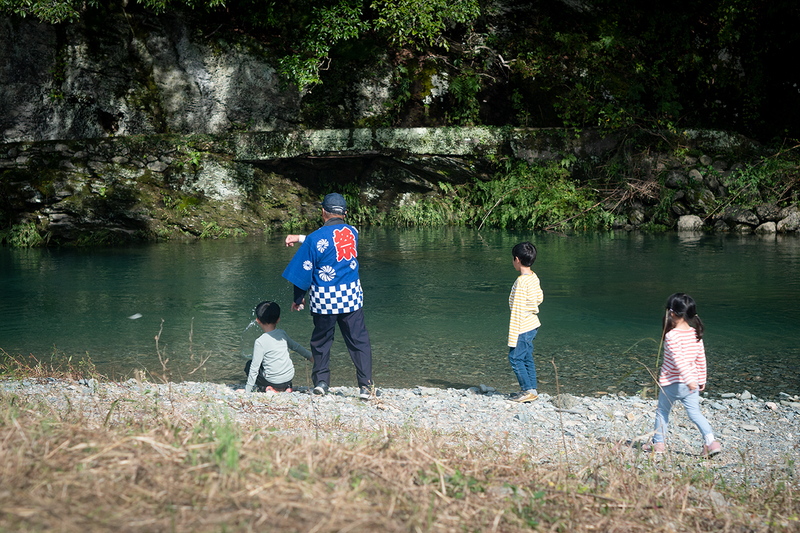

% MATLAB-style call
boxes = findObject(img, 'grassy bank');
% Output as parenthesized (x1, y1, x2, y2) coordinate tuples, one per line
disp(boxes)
(1, 391, 794, 533)
(0, 355, 797, 532)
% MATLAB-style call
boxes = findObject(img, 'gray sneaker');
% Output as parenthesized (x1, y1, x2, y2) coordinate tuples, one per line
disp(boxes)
(359, 386, 381, 400)
(313, 381, 329, 396)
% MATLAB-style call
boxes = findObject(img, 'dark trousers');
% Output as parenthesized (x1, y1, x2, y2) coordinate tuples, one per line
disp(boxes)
(310, 307, 373, 388)
(243, 360, 292, 392)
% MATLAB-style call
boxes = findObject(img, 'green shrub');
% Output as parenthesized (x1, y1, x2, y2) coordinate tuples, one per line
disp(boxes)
(0, 222, 45, 247)
(722, 151, 799, 208)
(466, 160, 614, 230)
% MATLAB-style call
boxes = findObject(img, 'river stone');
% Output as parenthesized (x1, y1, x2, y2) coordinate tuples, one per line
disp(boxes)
(777, 211, 800, 232)
(677, 214, 703, 231)
(740, 390, 752, 400)
(712, 160, 728, 172)
(665, 171, 687, 188)
(688, 168, 703, 183)
(703, 173, 721, 189)
(755, 204, 781, 221)
(689, 486, 728, 509)
(685, 188, 716, 211)
(700, 154, 713, 166)
(146, 161, 168, 172)
(722, 206, 759, 225)
(713, 219, 729, 232)
(779, 205, 799, 219)
(755, 221, 777, 234)
(671, 202, 689, 216)
(628, 206, 645, 224)
(553, 393, 579, 409)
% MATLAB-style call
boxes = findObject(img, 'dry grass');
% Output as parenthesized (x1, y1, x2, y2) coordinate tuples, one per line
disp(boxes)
(0, 383, 797, 533)
(1, 351, 797, 532)
(0, 347, 98, 382)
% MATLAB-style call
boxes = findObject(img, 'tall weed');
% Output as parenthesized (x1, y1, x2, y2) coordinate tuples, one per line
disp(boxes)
(469, 160, 614, 230)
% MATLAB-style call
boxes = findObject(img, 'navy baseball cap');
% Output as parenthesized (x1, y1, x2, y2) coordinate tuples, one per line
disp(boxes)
(321, 193, 347, 214)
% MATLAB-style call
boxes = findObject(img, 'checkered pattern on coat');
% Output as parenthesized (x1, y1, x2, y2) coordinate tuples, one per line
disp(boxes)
(310, 280, 364, 314)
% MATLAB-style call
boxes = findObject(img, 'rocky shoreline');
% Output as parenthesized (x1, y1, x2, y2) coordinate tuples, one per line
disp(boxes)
(3, 127, 799, 246)
(3, 377, 798, 489)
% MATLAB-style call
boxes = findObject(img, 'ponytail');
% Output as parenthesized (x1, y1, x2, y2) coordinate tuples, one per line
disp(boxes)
(692, 314, 704, 341)
(664, 293, 704, 341)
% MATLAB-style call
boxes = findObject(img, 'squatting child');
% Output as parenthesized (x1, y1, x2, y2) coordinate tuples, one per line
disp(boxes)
(239, 301, 312, 393)
(644, 293, 722, 457)
(507, 241, 544, 403)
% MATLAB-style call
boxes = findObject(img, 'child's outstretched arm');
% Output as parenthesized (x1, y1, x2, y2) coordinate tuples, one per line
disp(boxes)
(287, 336, 313, 361)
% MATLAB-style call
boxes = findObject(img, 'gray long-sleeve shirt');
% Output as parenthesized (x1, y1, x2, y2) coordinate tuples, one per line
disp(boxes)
(245, 329, 312, 392)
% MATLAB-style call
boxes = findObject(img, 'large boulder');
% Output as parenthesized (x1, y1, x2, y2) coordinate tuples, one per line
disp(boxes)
(754, 221, 777, 234)
(685, 188, 717, 213)
(722, 206, 759, 226)
(664, 171, 687, 188)
(777, 210, 800, 232)
(755, 204, 781, 222)
(677, 214, 704, 231)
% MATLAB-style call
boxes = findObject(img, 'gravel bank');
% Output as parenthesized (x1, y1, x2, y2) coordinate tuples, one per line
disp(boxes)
(3, 378, 798, 487)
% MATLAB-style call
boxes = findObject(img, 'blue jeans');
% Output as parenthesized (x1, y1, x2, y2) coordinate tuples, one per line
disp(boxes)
(508, 328, 538, 391)
(654, 383, 714, 444)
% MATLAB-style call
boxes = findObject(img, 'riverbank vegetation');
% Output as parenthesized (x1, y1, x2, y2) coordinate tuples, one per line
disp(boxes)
(1, 354, 797, 532)
(345, 136, 800, 232)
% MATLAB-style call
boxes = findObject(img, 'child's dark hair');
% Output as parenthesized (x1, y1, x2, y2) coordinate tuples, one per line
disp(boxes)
(663, 293, 704, 340)
(512, 241, 537, 267)
(255, 301, 281, 324)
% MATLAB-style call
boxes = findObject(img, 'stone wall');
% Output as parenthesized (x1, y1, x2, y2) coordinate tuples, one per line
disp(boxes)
(0, 128, 604, 243)
(1, 127, 798, 245)
(617, 143, 800, 235)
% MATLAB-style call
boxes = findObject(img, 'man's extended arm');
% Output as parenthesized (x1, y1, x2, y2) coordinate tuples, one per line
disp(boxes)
(285, 235, 306, 247)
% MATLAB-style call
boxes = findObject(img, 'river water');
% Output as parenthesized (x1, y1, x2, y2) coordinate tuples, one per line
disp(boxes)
(1, 228, 798, 398)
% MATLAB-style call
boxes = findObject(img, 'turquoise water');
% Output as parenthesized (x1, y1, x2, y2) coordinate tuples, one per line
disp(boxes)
(1, 229, 798, 397)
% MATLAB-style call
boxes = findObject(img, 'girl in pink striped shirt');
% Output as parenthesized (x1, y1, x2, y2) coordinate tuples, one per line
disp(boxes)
(645, 293, 722, 457)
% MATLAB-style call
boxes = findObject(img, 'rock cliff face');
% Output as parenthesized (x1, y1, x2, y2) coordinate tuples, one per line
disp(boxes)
(1, 11, 309, 142)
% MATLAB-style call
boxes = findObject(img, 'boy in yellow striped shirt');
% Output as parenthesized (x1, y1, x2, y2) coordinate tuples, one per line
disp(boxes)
(507, 242, 544, 403)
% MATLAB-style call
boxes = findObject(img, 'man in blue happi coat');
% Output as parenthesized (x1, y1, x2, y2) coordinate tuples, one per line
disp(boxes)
(283, 193, 376, 400)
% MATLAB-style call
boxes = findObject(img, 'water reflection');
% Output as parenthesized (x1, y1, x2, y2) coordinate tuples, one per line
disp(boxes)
(1, 230, 798, 398)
